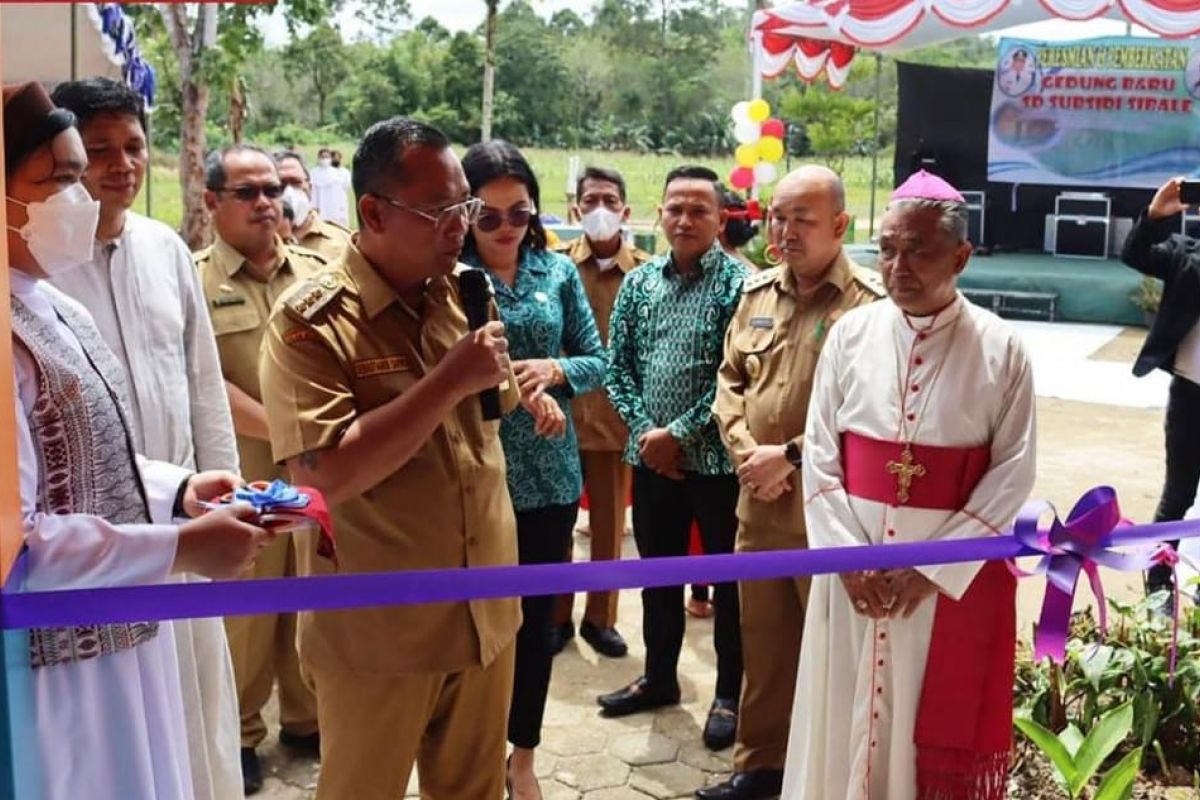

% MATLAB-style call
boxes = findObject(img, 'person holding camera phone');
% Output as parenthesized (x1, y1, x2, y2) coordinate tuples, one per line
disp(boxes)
(1121, 176, 1200, 608)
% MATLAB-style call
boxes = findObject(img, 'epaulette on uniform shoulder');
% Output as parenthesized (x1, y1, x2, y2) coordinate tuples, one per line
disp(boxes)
(742, 267, 780, 293)
(282, 272, 345, 322)
(853, 266, 886, 298)
(286, 243, 329, 267)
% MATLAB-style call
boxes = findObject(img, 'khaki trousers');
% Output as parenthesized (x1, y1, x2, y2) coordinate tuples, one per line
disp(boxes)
(554, 450, 628, 628)
(309, 643, 515, 800)
(224, 534, 318, 747)
(734, 559, 811, 772)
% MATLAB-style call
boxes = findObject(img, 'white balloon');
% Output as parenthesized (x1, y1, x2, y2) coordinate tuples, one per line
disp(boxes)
(734, 120, 761, 145)
(731, 101, 752, 125)
(753, 161, 778, 185)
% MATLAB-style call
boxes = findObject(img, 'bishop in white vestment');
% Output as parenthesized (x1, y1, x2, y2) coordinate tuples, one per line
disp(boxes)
(783, 172, 1037, 800)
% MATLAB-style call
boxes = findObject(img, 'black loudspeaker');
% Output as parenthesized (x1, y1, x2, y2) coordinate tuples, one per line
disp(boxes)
(1055, 217, 1109, 259)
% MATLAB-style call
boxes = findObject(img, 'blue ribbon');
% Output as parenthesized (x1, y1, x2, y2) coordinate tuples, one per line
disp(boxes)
(232, 480, 310, 513)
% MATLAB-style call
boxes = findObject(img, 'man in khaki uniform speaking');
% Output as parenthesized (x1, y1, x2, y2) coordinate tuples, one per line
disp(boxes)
(258, 118, 520, 800)
(551, 165, 651, 659)
(275, 149, 354, 262)
(193, 143, 327, 794)
(705, 166, 883, 800)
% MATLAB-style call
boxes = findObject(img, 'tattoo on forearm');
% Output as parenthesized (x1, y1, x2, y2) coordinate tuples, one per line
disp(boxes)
(299, 450, 320, 470)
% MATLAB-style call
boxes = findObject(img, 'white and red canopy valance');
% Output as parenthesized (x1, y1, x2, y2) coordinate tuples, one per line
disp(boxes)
(753, 0, 1200, 87)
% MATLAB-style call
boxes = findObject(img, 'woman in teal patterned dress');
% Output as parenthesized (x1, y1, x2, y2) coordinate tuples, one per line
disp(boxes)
(461, 141, 605, 800)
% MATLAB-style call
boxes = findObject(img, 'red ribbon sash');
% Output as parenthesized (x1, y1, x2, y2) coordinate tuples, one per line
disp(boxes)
(841, 432, 991, 510)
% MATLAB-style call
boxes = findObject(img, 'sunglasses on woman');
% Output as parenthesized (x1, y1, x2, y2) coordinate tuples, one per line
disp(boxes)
(475, 205, 534, 233)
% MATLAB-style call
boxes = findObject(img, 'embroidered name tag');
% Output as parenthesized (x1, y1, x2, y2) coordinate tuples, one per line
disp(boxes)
(283, 327, 320, 346)
(212, 295, 246, 308)
(749, 316, 773, 329)
(353, 356, 411, 378)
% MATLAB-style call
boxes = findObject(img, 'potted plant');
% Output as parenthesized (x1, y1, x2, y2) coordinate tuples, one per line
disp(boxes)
(1130, 276, 1162, 328)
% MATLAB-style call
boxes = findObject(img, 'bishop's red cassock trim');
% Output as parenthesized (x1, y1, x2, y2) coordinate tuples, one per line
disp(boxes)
(841, 431, 1014, 800)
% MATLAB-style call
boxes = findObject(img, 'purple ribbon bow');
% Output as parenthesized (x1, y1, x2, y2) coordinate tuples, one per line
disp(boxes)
(1014, 485, 1179, 674)
(233, 480, 310, 513)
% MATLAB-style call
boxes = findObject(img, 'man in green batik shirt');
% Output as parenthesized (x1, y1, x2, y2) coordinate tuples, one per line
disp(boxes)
(598, 165, 748, 753)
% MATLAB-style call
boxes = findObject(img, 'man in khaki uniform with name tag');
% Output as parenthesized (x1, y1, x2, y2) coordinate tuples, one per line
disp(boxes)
(275, 150, 354, 263)
(551, 166, 651, 658)
(705, 166, 883, 800)
(194, 143, 326, 794)
(258, 118, 520, 800)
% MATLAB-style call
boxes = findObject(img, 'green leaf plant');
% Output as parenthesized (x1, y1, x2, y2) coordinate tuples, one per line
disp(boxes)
(1014, 700, 1139, 798)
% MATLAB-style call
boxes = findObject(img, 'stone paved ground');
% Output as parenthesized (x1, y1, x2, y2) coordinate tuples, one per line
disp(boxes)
(257, 376, 1174, 799)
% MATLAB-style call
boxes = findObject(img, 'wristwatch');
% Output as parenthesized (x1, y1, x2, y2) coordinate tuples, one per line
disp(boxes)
(784, 441, 803, 468)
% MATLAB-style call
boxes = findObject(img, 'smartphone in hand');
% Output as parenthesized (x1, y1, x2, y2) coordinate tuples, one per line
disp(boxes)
(1180, 180, 1200, 206)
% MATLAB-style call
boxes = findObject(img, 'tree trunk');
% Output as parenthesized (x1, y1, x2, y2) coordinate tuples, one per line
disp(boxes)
(159, 2, 214, 250)
(229, 76, 246, 145)
(481, 0, 498, 142)
(180, 70, 212, 250)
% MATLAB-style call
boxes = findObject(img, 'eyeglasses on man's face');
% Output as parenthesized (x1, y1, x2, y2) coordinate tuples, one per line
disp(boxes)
(373, 194, 483, 229)
(214, 183, 285, 203)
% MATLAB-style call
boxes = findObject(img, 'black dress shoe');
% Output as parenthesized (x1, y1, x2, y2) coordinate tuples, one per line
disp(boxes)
(579, 620, 628, 658)
(240, 747, 263, 796)
(596, 676, 680, 717)
(278, 729, 320, 759)
(550, 621, 575, 655)
(695, 769, 784, 800)
(702, 697, 738, 751)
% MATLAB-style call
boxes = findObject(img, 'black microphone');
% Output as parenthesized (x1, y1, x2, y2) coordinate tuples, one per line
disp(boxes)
(457, 268, 503, 421)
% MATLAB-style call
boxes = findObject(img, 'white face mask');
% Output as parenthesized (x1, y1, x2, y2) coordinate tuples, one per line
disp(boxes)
(7, 183, 101, 277)
(317, 157, 332, 168)
(581, 207, 623, 242)
(282, 185, 312, 226)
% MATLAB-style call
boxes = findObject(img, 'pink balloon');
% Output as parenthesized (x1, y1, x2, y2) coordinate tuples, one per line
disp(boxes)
(729, 166, 755, 190)
(761, 118, 786, 139)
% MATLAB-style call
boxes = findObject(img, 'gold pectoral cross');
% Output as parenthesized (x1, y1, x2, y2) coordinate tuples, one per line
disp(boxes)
(886, 444, 927, 504)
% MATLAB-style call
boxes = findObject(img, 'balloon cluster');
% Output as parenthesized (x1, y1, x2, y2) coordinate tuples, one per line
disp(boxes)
(729, 98, 786, 191)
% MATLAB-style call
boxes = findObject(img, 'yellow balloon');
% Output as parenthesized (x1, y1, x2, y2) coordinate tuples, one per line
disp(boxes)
(757, 136, 784, 163)
(735, 144, 758, 168)
(748, 98, 771, 123)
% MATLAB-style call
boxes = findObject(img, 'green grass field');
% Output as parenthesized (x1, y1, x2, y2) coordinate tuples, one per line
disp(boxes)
(137, 144, 895, 247)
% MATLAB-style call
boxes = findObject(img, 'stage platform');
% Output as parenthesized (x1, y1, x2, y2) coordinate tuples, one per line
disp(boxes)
(846, 247, 1145, 327)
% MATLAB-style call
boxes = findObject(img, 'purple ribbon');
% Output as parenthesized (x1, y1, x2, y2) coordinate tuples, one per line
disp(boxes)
(3, 488, 1199, 631)
(1013, 486, 1180, 671)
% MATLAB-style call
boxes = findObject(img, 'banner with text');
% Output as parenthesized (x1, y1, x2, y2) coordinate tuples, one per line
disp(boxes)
(987, 37, 1200, 189)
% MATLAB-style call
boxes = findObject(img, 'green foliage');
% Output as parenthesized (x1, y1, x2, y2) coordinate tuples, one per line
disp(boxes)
(282, 22, 351, 125)
(1130, 276, 1162, 314)
(129, 4, 1008, 162)
(779, 88, 875, 173)
(1014, 701, 1137, 798)
(1014, 594, 1200, 789)
(1094, 747, 1142, 800)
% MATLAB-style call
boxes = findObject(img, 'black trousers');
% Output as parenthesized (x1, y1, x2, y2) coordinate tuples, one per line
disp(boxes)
(507, 501, 579, 749)
(1149, 376, 1200, 588)
(632, 467, 743, 701)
